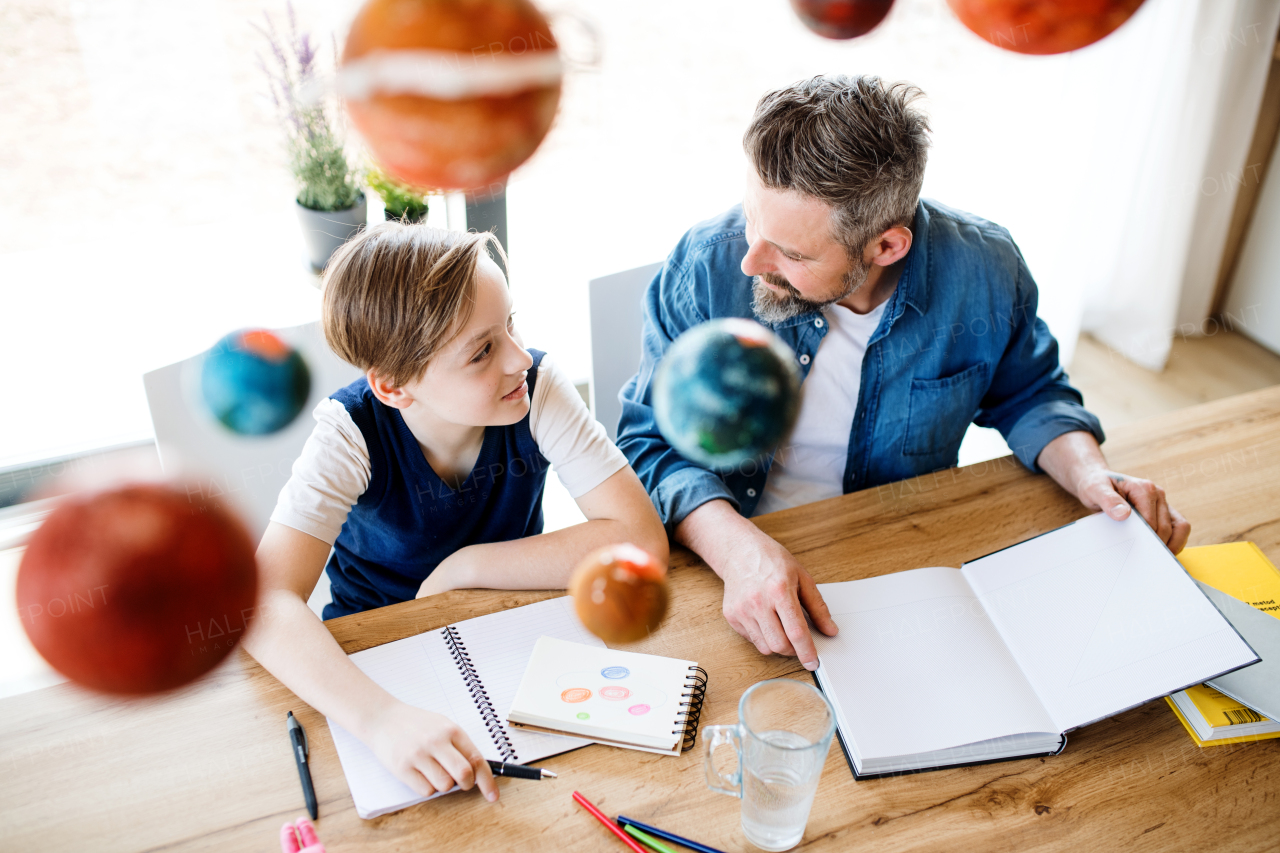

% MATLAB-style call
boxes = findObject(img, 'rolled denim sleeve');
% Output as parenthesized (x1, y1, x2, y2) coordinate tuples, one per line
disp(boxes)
(974, 245, 1105, 472)
(616, 253, 740, 533)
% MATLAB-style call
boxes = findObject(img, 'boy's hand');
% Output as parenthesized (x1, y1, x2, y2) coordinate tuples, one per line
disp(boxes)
(365, 701, 498, 801)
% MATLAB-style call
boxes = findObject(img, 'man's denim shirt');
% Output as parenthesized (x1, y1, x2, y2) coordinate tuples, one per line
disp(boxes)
(617, 199, 1105, 533)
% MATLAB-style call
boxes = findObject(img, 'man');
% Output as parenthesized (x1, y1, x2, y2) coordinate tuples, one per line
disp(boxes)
(617, 74, 1190, 672)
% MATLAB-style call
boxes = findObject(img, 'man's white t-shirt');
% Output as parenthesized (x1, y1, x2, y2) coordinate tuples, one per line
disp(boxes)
(754, 299, 888, 516)
(270, 356, 627, 545)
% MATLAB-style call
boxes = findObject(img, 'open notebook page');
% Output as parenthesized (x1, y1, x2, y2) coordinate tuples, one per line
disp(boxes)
(813, 566, 1056, 762)
(963, 511, 1259, 732)
(327, 596, 601, 819)
(449, 598, 605, 760)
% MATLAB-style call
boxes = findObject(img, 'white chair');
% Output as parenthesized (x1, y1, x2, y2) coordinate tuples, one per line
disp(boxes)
(588, 262, 662, 441)
(143, 320, 362, 616)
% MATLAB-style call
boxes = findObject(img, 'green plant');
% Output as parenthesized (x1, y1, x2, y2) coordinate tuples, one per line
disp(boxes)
(255, 5, 362, 212)
(366, 167, 431, 222)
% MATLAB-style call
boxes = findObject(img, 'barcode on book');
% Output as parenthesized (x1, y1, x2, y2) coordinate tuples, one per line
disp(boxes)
(1224, 708, 1266, 725)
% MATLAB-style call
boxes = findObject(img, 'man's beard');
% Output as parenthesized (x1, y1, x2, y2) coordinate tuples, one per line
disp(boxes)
(750, 258, 871, 325)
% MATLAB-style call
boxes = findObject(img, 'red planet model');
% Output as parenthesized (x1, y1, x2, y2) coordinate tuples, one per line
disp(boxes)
(569, 544, 668, 645)
(341, 0, 562, 191)
(789, 0, 895, 40)
(16, 483, 259, 695)
(946, 0, 1147, 55)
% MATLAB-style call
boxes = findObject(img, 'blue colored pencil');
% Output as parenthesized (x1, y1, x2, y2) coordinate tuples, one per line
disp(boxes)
(615, 816, 729, 853)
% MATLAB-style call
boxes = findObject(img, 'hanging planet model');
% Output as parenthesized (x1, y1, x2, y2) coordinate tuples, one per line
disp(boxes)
(789, 0, 895, 40)
(569, 544, 668, 645)
(653, 318, 802, 472)
(15, 483, 259, 695)
(945, 0, 1147, 55)
(340, 0, 562, 191)
(200, 328, 311, 436)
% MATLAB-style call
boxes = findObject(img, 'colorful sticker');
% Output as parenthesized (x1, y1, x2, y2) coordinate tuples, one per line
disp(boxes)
(600, 686, 632, 701)
(561, 688, 592, 703)
(576, 712, 590, 720)
(601, 666, 630, 679)
(628, 704, 651, 716)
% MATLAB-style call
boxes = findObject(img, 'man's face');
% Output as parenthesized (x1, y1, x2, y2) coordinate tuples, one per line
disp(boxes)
(741, 168, 869, 324)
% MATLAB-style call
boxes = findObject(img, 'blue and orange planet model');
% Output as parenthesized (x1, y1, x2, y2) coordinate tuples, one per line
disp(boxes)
(653, 318, 802, 472)
(200, 329, 311, 436)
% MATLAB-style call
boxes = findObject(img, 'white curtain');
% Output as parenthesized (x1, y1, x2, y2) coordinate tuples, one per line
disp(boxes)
(1077, 0, 1280, 371)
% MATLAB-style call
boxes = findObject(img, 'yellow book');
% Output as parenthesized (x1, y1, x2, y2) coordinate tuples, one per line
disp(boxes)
(1177, 542, 1280, 618)
(1165, 696, 1280, 747)
(1168, 542, 1280, 746)
(1182, 683, 1268, 726)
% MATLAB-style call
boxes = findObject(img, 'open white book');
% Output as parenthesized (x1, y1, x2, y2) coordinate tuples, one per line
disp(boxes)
(326, 596, 603, 818)
(812, 511, 1259, 778)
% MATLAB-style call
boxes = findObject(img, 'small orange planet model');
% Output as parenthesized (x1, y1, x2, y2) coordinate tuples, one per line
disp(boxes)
(946, 0, 1147, 55)
(16, 483, 259, 695)
(340, 0, 562, 191)
(569, 544, 668, 644)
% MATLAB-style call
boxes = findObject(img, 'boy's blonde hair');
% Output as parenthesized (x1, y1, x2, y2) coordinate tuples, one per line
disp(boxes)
(321, 222, 506, 388)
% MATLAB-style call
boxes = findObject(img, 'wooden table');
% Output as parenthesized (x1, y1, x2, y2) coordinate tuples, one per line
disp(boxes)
(3, 387, 1279, 853)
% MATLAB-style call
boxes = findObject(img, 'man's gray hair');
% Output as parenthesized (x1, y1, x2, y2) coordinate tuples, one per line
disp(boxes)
(743, 75, 931, 260)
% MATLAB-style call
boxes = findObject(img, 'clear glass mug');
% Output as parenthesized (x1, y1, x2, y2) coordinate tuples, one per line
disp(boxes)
(704, 679, 836, 852)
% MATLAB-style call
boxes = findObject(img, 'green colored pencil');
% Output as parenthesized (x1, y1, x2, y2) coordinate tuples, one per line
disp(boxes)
(622, 823, 679, 853)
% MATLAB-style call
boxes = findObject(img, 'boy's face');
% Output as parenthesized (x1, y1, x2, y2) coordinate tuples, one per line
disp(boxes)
(395, 253, 534, 428)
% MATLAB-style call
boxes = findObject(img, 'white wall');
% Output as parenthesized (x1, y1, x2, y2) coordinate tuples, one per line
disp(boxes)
(1225, 127, 1280, 356)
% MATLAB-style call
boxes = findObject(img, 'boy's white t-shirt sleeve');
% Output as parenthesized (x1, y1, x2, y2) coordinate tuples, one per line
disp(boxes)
(269, 398, 371, 546)
(529, 356, 628, 499)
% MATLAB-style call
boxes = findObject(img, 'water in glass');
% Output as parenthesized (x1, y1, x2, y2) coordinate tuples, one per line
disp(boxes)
(740, 730, 822, 851)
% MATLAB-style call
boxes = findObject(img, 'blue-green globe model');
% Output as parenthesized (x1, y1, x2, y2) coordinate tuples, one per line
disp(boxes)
(653, 319, 802, 471)
(200, 329, 311, 436)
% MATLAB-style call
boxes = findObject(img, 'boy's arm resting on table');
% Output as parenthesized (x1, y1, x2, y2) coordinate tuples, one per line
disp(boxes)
(418, 465, 669, 595)
(419, 355, 668, 596)
(243, 522, 498, 802)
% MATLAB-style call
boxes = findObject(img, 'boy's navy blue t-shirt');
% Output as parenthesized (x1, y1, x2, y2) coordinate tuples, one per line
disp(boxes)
(322, 350, 549, 618)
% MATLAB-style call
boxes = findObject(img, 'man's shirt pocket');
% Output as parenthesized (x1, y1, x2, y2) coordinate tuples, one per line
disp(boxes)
(901, 362, 991, 458)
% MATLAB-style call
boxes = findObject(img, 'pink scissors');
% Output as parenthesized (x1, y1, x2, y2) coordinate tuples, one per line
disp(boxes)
(280, 817, 325, 853)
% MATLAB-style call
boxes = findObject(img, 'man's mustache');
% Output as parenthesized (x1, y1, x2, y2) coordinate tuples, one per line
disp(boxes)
(757, 272, 803, 298)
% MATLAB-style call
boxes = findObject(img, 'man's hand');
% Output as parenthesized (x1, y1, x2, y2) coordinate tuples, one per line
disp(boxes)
(1037, 431, 1190, 553)
(675, 500, 839, 670)
(364, 700, 498, 802)
(1075, 468, 1190, 553)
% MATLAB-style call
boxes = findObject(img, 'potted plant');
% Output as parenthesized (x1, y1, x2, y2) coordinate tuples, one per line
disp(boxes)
(366, 167, 431, 223)
(256, 5, 365, 273)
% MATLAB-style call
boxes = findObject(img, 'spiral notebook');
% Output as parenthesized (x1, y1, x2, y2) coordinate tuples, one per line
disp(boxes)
(326, 596, 606, 819)
(507, 637, 708, 755)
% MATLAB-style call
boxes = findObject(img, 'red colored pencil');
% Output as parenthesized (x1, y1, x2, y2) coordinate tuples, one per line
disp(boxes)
(572, 791, 648, 853)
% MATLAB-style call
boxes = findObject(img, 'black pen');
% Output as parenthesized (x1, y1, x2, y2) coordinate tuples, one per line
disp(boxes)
(288, 711, 319, 819)
(487, 759, 556, 780)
